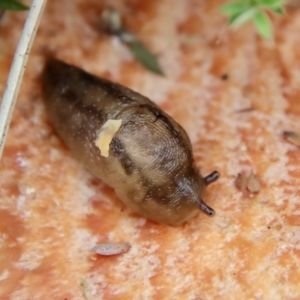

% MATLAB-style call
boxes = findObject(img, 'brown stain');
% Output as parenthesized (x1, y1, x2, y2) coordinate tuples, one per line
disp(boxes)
(286, 149, 300, 179)
(78, 1, 105, 30)
(278, 248, 300, 283)
(276, 10, 300, 119)
(0, 211, 26, 297)
(0, 51, 12, 86)
(284, 215, 300, 227)
(178, 12, 205, 35)
(20, 254, 79, 299)
(86, 202, 121, 235)
(229, 236, 274, 287)
(285, 91, 300, 116)
(0, 180, 19, 199)
(123, 1, 160, 32)
(115, 61, 148, 87)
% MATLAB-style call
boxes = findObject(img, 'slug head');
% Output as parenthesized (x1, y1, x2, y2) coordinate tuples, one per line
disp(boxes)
(109, 104, 219, 225)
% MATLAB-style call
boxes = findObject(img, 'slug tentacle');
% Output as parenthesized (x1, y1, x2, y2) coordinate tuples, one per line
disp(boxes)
(41, 58, 219, 225)
(204, 171, 220, 186)
(199, 201, 215, 217)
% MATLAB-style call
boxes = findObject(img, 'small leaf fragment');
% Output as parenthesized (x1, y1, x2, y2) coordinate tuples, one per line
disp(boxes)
(254, 11, 273, 39)
(236, 173, 248, 192)
(283, 131, 300, 146)
(100, 8, 122, 34)
(80, 279, 91, 300)
(271, 7, 285, 14)
(247, 172, 261, 193)
(220, 3, 250, 16)
(99, 8, 164, 75)
(235, 107, 255, 113)
(91, 242, 131, 256)
(0, 0, 28, 11)
(123, 34, 164, 76)
(235, 172, 261, 194)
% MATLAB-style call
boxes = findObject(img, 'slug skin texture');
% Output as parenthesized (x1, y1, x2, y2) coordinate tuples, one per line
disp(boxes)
(41, 58, 216, 225)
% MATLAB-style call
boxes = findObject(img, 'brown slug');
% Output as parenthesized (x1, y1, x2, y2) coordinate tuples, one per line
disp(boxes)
(41, 58, 219, 225)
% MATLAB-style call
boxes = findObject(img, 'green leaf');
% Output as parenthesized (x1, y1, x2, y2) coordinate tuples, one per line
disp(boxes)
(120, 31, 164, 75)
(254, 11, 273, 39)
(271, 7, 285, 14)
(126, 40, 164, 75)
(229, 7, 258, 27)
(257, 0, 285, 7)
(220, 3, 250, 16)
(0, 0, 28, 10)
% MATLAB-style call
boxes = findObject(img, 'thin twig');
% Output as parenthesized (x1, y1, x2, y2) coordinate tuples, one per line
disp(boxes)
(0, 0, 47, 161)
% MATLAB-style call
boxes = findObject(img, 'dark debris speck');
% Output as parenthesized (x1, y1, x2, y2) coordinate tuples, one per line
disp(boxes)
(221, 74, 229, 81)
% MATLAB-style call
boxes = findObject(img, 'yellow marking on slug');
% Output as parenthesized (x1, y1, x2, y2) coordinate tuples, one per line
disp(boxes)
(95, 119, 122, 157)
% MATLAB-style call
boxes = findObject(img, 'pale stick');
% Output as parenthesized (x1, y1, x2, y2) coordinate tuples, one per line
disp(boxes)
(0, 0, 47, 160)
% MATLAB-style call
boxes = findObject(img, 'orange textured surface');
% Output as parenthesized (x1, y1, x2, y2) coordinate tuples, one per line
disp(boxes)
(1, 1, 300, 299)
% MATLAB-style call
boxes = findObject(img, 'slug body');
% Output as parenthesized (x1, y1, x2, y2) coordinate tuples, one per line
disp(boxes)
(41, 59, 218, 225)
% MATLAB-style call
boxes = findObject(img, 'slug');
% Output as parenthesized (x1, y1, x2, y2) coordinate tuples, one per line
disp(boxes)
(41, 58, 219, 225)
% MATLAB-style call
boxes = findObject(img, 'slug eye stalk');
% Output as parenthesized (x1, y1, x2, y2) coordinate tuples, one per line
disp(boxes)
(199, 202, 215, 217)
(204, 171, 220, 186)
